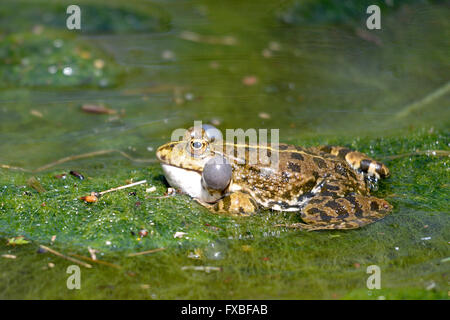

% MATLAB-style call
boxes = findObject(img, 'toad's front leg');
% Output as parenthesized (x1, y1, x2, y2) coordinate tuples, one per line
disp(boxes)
(195, 191, 259, 216)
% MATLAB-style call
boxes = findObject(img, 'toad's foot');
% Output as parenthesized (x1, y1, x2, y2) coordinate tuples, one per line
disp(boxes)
(279, 194, 392, 231)
(312, 146, 390, 179)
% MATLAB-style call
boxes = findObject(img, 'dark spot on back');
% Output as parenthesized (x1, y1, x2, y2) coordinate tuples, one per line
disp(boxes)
(292, 185, 301, 194)
(354, 200, 364, 218)
(346, 195, 357, 206)
(335, 163, 348, 177)
(325, 200, 348, 217)
(279, 144, 289, 150)
(360, 159, 372, 171)
(302, 179, 316, 192)
(287, 162, 301, 172)
(282, 190, 292, 199)
(319, 211, 332, 222)
(313, 157, 327, 169)
(291, 152, 304, 161)
(370, 201, 379, 211)
(325, 184, 340, 191)
(338, 148, 351, 159)
(320, 145, 332, 153)
(308, 198, 324, 204)
(306, 207, 325, 216)
(320, 191, 337, 197)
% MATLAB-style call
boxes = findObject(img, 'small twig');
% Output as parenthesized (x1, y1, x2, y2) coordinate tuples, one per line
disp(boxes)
(128, 247, 165, 257)
(0, 164, 31, 172)
(35, 150, 156, 173)
(39, 245, 92, 268)
(68, 253, 122, 269)
(1, 150, 156, 173)
(181, 266, 222, 273)
(99, 180, 147, 196)
(383, 150, 450, 160)
(394, 81, 450, 119)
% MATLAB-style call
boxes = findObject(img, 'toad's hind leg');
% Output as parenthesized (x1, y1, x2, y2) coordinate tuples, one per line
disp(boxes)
(314, 146, 390, 179)
(285, 194, 392, 231)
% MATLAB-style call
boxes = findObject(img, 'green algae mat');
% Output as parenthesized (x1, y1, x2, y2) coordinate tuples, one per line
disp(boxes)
(0, 0, 449, 299)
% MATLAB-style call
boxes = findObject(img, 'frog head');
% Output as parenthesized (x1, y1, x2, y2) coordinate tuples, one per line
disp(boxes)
(156, 126, 230, 201)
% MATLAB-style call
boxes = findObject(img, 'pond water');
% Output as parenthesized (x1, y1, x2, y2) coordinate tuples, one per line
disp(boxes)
(0, 0, 448, 299)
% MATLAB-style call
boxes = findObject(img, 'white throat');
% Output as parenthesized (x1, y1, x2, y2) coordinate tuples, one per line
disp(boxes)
(161, 164, 222, 202)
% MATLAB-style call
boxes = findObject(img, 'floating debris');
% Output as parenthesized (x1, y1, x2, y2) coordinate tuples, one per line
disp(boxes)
(54, 173, 67, 179)
(188, 249, 203, 259)
(93, 59, 105, 69)
(139, 229, 149, 238)
(7, 236, 29, 246)
(421, 236, 431, 241)
(48, 262, 55, 268)
(174, 231, 187, 239)
(30, 109, 43, 118)
(88, 247, 98, 261)
(242, 75, 258, 86)
(128, 247, 165, 257)
(179, 31, 237, 46)
(269, 41, 281, 51)
(81, 104, 116, 115)
(80, 192, 98, 203)
(146, 186, 156, 193)
(161, 50, 175, 60)
(63, 66, 73, 76)
(27, 177, 46, 193)
(68, 253, 121, 269)
(1, 254, 16, 259)
(211, 118, 221, 126)
(69, 170, 84, 180)
(258, 112, 271, 119)
(425, 281, 436, 291)
(166, 187, 176, 196)
(262, 48, 272, 58)
(99, 180, 147, 196)
(37, 247, 47, 254)
(39, 245, 92, 268)
(181, 266, 222, 273)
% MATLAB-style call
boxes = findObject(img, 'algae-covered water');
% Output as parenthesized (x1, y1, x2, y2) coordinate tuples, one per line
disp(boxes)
(0, 0, 449, 299)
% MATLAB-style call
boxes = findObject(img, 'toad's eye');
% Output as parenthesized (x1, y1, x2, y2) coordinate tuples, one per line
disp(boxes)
(192, 141, 203, 149)
(189, 139, 208, 156)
